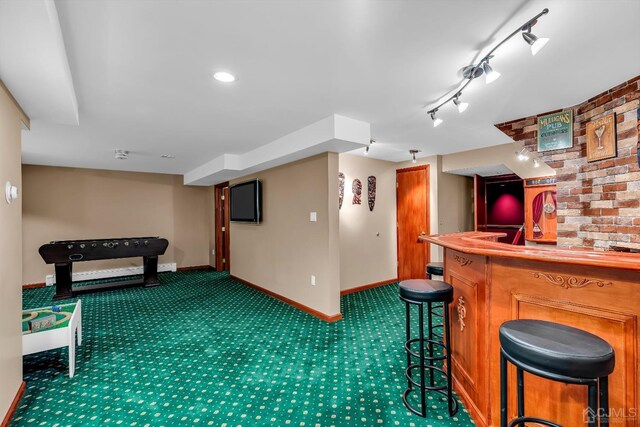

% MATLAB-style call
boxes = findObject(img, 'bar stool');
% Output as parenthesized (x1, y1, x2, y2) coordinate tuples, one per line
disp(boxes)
(500, 320, 615, 427)
(426, 262, 444, 279)
(399, 279, 458, 418)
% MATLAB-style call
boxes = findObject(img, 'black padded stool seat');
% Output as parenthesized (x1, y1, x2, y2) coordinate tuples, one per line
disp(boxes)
(500, 319, 615, 379)
(399, 279, 453, 303)
(426, 262, 444, 278)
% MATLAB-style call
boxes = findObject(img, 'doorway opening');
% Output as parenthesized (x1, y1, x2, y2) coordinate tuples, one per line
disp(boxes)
(396, 165, 430, 281)
(214, 182, 230, 271)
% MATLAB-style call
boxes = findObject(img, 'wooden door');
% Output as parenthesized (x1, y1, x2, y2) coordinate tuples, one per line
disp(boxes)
(396, 166, 430, 281)
(214, 183, 230, 271)
(473, 174, 486, 231)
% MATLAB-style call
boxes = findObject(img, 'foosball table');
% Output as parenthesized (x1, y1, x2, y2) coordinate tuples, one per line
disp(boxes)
(39, 237, 169, 301)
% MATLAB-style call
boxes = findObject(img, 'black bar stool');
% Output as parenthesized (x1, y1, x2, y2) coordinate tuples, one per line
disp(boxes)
(425, 262, 445, 333)
(426, 262, 444, 279)
(399, 279, 458, 418)
(499, 319, 615, 427)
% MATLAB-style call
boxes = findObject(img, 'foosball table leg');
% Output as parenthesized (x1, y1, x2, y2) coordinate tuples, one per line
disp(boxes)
(53, 262, 74, 301)
(143, 255, 160, 287)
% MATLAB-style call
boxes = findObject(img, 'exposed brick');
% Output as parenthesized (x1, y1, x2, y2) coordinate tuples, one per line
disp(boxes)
(611, 84, 638, 99)
(600, 208, 619, 216)
(615, 217, 633, 225)
(615, 199, 640, 208)
(495, 76, 640, 249)
(603, 183, 627, 192)
(616, 226, 640, 234)
(593, 217, 613, 224)
(594, 94, 612, 107)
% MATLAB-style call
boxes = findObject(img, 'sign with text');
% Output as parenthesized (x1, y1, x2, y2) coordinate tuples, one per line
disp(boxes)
(586, 113, 616, 162)
(537, 111, 573, 152)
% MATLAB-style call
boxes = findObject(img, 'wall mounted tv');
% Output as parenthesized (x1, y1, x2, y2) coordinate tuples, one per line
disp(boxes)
(229, 179, 262, 224)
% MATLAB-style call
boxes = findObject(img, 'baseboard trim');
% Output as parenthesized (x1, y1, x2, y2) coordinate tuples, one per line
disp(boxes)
(230, 274, 342, 322)
(2, 381, 25, 427)
(23, 282, 46, 289)
(45, 262, 177, 286)
(340, 278, 398, 296)
(176, 265, 214, 272)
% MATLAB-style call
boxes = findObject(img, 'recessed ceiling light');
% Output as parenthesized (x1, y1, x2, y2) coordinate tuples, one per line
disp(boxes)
(213, 71, 237, 83)
(161, 154, 175, 159)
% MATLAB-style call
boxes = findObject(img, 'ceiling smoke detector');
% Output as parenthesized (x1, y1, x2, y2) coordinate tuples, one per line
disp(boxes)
(115, 150, 129, 160)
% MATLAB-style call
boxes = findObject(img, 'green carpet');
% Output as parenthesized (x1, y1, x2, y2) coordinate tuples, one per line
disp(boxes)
(14, 270, 474, 426)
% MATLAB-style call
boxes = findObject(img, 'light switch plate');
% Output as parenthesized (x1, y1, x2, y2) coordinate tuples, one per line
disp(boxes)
(310, 212, 317, 222)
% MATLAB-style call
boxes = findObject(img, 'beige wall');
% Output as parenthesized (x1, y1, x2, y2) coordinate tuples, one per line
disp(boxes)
(0, 83, 26, 419)
(229, 153, 341, 317)
(438, 170, 474, 235)
(338, 154, 397, 290)
(22, 166, 212, 284)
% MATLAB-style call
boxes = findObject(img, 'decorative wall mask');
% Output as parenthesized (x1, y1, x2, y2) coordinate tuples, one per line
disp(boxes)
(352, 179, 362, 205)
(338, 172, 345, 209)
(367, 176, 376, 211)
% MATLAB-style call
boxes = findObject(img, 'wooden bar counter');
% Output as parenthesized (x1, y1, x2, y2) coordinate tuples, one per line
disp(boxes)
(420, 232, 639, 426)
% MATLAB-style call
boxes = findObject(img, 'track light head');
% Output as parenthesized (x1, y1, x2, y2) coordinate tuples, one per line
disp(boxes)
(453, 94, 469, 113)
(409, 149, 421, 164)
(522, 29, 549, 55)
(430, 111, 443, 127)
(516, 148, 530, 161)
(482, 61, 501, 84)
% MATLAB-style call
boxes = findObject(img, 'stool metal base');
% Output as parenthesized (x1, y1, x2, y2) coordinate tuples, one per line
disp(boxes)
(400, 297, 458, 418)
(500, 348, 610, 427)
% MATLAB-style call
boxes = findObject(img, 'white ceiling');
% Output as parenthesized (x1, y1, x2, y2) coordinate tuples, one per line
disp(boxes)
(2, 0, 640, 182)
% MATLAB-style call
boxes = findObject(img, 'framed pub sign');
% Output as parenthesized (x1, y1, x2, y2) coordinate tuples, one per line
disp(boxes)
(586, 113, 617, 162)
(537, 111, 573, 152)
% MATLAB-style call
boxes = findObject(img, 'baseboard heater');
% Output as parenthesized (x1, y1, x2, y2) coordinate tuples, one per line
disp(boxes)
(45, 263, 177, 286)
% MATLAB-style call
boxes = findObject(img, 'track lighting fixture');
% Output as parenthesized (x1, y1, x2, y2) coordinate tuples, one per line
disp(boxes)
(409, 149, 421, 163)
(482, 60, 501, 84)
(430, 111, 443, 127)
(426, 8, 549, 125)
(522, 27, 549, 56)
(453, 94, 469, 113)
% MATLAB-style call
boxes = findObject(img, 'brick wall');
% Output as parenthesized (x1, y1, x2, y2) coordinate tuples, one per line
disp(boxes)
(496, 75, 640, 250)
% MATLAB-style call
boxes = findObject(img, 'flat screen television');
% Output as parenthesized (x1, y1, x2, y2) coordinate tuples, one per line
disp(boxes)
(229, 179, 262, 223)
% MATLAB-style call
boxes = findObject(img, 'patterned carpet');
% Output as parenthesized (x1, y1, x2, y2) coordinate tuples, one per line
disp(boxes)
(14, 270, 474, 426)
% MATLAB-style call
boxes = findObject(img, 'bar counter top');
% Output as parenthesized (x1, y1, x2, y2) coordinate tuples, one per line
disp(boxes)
(420, 231, 640, 271)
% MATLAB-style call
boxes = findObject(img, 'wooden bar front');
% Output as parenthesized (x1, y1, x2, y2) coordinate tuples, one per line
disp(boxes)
(420, 232, 639, 427)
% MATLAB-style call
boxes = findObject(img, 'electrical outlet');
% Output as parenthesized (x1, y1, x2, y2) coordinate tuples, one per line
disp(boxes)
(311, 275, 316, 286)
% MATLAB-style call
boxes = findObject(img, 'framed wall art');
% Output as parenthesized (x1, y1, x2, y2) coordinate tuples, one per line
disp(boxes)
(586, 113, 617, 162)
(537, 110, 573, 152)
